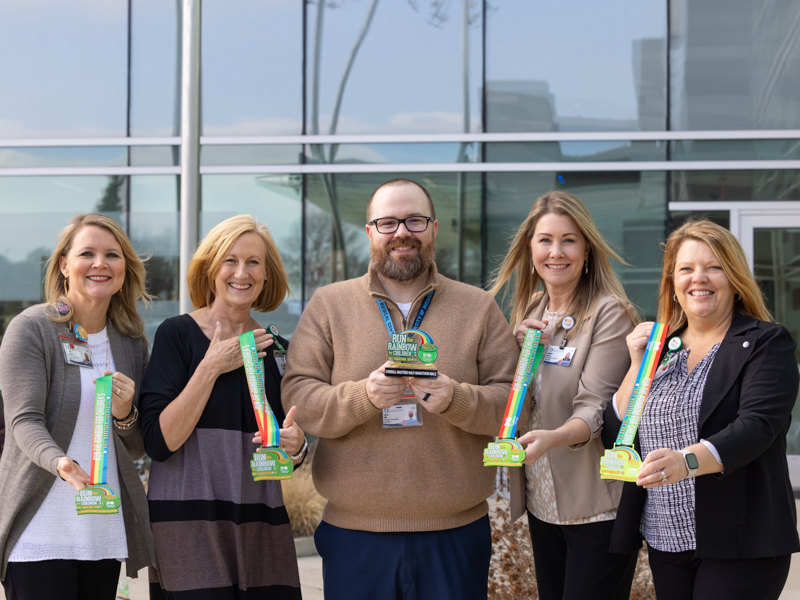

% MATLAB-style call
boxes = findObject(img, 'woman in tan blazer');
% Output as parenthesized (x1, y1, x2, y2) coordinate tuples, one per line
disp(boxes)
(490, 191, 639, 600)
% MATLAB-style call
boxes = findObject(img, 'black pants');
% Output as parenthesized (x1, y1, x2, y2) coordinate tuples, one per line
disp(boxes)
(2, 559, 121, 600)
(528, 511, 637, 600)
(647, 546, 791, 600)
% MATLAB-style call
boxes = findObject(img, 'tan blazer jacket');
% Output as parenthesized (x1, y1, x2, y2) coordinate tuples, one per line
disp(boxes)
(510, 294, 635, 522)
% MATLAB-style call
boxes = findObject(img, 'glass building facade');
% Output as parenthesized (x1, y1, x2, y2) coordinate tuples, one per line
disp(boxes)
(1, 1, 800, 456)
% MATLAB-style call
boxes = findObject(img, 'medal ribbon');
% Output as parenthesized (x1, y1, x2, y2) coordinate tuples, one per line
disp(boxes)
(376, 290, 435, 337)
(615, 322, 669, 447)
(239, 331, 280, 448)
(498, 328, 546, 439)
(90, 374, 114, 485)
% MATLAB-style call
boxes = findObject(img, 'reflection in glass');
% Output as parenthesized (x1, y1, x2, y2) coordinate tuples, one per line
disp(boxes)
(669, 211, 730, 231)
(485, 171, 666, 320)
(671, 140, 800, 162)
(671, 170, 800, 202)
(0, 176, 127, 343)
(0, 147, 127, 168)
(130, 0, 180, 136)
(306, 1, 482, 138)
(129, 176, 179, 340)
(486, 0, 666, 132)
(201, 174, 303, 337)
(670, 0, 800, 130)
(752, 227, 800, 453)
(486, 141, 667, 163)
(0, 1, 128, 138)
(201, 0, 302, 136)
(304, 173, 482, 301)
(200, 145, 303, 167)
(304, 143, 479, 165)
(129, 146, 180, 167)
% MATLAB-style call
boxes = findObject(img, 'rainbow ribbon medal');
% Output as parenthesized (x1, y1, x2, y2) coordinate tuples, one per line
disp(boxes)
(483, 328, 545, 467)
(239, 331, 293, 481)
(600, 322, 669, 482)
(75, 374, 121, 515)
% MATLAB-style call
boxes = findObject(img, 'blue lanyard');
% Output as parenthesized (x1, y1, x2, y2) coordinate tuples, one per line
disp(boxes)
(376, 290, 435, 336)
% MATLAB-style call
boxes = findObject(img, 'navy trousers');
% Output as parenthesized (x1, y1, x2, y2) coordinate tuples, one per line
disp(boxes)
(314, 516, 492, 600)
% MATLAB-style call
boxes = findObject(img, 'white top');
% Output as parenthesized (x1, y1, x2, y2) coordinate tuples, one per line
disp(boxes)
(10, 328, 128, 563)
(397, 301, 413, 320)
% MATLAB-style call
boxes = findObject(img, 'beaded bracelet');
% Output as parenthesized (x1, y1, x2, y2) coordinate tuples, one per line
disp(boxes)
(113, 405, 139, 431)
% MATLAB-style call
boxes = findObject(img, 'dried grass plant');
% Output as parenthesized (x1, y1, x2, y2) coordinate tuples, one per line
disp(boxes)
(282, 444, 326, 537)
(488, 468, 655, 600)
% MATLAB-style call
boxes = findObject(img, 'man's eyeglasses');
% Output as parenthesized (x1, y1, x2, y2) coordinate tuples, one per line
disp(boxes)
(368, 216, 433, 234)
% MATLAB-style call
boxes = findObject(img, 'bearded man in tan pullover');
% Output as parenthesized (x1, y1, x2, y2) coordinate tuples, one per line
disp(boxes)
(282, 178, 519, 600)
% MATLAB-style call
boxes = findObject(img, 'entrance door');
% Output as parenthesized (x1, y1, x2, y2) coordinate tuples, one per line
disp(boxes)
(739, 212, 800, 486)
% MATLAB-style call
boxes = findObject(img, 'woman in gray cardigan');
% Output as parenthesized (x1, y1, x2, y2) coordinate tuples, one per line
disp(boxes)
(0, 214, 154, 599)
(490, 191, 640, 600)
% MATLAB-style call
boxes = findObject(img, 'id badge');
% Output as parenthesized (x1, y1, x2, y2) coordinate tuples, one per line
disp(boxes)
(59, 336, 94, 368)
(543, 346, 576, 367)
(654, 353, 678, 379)
(274, 350, 286, 377)
(382, 389, 423, 428)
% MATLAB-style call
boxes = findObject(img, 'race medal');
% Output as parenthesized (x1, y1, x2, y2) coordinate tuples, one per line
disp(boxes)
(76, 374, 121, 514)
(385, 328, 438, 378)
(239, 331, 293, 481)
(484, 328, 546, 467)
(600, 323, 669, 482)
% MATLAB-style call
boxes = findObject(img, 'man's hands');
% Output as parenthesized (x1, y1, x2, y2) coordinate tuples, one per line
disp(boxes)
(367, 362, 456, 414)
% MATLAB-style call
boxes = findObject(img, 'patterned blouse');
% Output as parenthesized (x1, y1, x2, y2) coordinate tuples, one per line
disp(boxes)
(639, 343, 720, 552)
(525, 308, 618, 525)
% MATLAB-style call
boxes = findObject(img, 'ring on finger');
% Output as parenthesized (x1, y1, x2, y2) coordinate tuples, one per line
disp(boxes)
(661, 470, 668, 483)
(114, 386, 121, 395)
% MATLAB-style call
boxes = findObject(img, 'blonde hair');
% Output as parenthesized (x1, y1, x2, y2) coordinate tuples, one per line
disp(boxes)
(488, 191, 638, 333)
(43, 213, 153, 340)
(657, 219, 771, 332)
(187, 215, 290, 311)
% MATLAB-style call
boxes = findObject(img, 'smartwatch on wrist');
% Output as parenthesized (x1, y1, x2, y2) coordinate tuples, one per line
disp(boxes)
(680, 449, 699, 478)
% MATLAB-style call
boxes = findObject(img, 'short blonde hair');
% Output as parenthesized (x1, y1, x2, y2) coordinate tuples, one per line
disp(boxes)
(43, 213, 153, 340)
(489, 191, 638, 333)
(658, 219, 771, 332)
(187, 215, 290, 312)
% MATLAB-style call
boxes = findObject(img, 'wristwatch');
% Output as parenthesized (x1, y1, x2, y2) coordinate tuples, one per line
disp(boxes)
(680, 449, 699, 478)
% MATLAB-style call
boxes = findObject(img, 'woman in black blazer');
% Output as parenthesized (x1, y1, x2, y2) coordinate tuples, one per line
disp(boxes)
(606, 219, 799, 600)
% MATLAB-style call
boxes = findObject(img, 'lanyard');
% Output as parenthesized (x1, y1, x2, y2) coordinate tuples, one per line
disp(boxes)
(239, 331, 281, 448)
(376, 290, 435, 337)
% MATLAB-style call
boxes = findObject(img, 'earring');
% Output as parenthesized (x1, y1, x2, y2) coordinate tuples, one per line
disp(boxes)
(531, 265, 535, 275)
(584, 260, 588, 275)
(673, 293, 677, 302)
(735, 292, 741, 301)
(64, 276, 69, 295)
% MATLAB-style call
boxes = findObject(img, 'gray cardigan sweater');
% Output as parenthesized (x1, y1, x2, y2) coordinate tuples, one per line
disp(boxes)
(0, 305, 154, 580)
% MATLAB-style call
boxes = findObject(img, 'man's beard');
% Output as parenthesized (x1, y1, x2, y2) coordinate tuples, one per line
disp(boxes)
(370, 236, 436, 282)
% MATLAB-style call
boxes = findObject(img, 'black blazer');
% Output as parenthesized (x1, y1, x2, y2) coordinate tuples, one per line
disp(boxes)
(604, 311, 800, 559)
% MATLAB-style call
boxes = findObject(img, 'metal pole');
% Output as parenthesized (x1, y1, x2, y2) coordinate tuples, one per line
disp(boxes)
(179, 0, 201, 314)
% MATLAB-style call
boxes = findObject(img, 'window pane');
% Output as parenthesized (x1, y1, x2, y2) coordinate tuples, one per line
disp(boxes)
(0, 1, 128, 138)
(304, 173, 482, 301)
(200, 175, 303, 337)
(305, 143, 479, 166)
(486, 0, 667, 133)
(671, 170, 800, 202)
(129, 176, 179, 340)
(200, 145, 303, 166)
(486, 141, 667, 163)
(0, 176, 126, 343)
(201, 0, 302, 136)
(0, 147, 127, 168)
(670, 0, 800, 130)
(486, 172, 667, 321)
(306, 2, 482, 135)
(130, 0, 180, 137)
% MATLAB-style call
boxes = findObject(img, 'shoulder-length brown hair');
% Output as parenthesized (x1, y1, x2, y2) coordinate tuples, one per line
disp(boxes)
(43, 213, 153, 340)
(187, 215, 290, 312)
(658, 219, 771, 332)
(488, 191, 638, 333)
